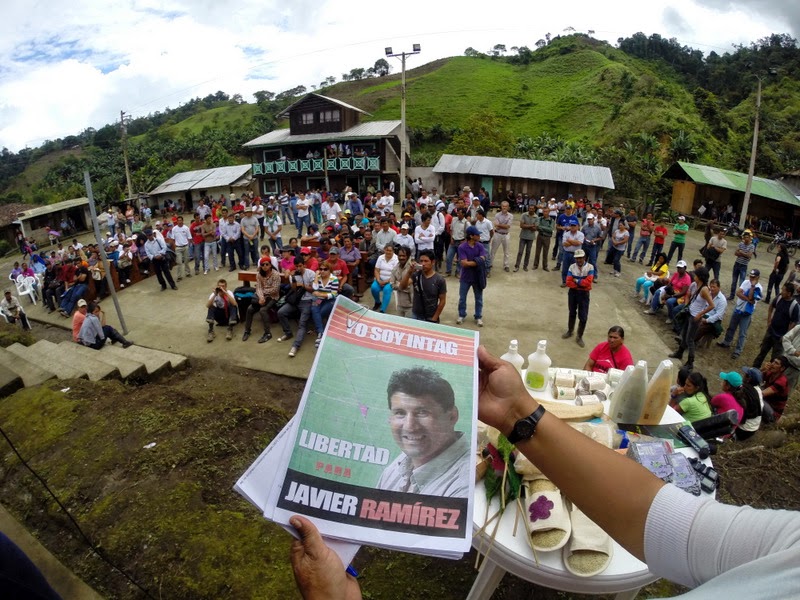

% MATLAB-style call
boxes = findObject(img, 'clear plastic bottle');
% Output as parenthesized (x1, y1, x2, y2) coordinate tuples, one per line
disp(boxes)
(608, 360, 648, 424)
(640, 360, 674, 424)
(525, 340, 551, 391)
(500, 339, 525, 373)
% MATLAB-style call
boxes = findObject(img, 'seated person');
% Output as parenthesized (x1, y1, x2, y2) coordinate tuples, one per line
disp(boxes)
(300, 224, 321, 244)
(583, 326, 634, 374)
(77, 302, 132, 349)
(634, 252, 669, 303)
(711, 372, 746, 429)
(671, 371, 713, 422)
(205, 279, 238, 342)
(761, 356, 790, 423)
(1, 290, 31, 330)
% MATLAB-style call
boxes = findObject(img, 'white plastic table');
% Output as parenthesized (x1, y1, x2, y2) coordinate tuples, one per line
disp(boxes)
(468, 372, 705, 600)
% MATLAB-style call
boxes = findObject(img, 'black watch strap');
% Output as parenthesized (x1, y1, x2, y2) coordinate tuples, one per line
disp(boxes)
(507, 405, 547, 445)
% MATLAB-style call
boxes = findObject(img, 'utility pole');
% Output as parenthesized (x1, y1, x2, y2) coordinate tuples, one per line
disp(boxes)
(385, 44, 420, 201)
(739, 78, 761, 231)
(120, 110, 134, 200)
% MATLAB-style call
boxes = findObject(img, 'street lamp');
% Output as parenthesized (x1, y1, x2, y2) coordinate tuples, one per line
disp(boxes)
(739, 68, 777, 231)
(385, 44, 421, 199)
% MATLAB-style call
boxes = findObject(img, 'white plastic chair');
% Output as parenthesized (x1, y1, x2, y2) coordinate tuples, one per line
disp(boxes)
(15, 275, 37, 305)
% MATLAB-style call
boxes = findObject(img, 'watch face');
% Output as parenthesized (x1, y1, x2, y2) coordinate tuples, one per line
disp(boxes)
(515, 420, 535, 440)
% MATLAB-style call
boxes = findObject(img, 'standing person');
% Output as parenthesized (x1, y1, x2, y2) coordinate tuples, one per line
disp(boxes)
(669, 267, 714, 370)
(562, 249, 594, 347)
(666, 215, 689, 263)
(752, 282, 800, 369)
(189, 214, 205, 275)
(278, 189, 294, 226)
(490, 201, 513, 272)
(703, 227, 727, 282)
(553, 204, 572, 267)
(473, 209, 494, 274)
(609, 220, 629, 278)
(630, 212, 653, 263)
(219, 213, 242, 272)
(242, 259, 280, 343)
(559, 217, 584, 287)
(263, 206, 283, 254)
(392, 247, 414, 318)
(580, 213, 602, 281)
(446, 208, 468, 276)
(371, 244, 399, 313)
(533, 210, 554, 271)
(624, 209, 639, 259)
(728, 231, 756, 300)
(718, 269, 763, 359)
(410, 249, 447, 323)
(205, 279, 238, 342)
(200, 214, 219, 274)
(295, 192, 311, 236)
(648, 218, 668, 266)
(240, 206, 261, 269)
(514, 203, 537, 272)
(456, 226, 487, 326)
(143, 228, 177, 291)
(765, 243, 790, 303)
(168, 215, 192, 281)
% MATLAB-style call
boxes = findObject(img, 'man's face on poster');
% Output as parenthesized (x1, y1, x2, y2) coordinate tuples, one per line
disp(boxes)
(389, 393, 458, 468)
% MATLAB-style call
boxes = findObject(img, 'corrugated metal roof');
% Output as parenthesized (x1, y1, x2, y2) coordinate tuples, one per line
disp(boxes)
(671, 162, 800, 207)
(277, 93, 371, 118)
(243, 121, 402, 148)
(432, 154, 615, 189)
(149, 164, 252, 195)
(16, 197, 89, 221)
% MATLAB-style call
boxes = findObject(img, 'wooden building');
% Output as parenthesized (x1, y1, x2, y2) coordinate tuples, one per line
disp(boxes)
(243, 94, 406, 196)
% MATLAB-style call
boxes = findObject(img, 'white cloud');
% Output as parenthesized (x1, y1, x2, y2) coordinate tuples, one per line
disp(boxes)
(0, 0, 793, 152)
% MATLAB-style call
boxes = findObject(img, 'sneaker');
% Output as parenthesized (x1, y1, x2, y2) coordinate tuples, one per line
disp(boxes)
(542, 267, 549, 272)
(277, 333, 292, 342)
(372, 302, 381, 310)
(665, 318, 672, 324)
(561, 330, 573, 339)
(258, 333, 272, 343)
(560, 283, 567, 288)
(226, 327, 233, 341)
(288, 347, 297, 358)
(576, 337, 585, 348)
(644, 309, 656, 315)
(523, 267, 528, 271)
(204, 270, 209, 275)
(207, 330, 215, 343)
(177, 277, 182, 282)
(122, 340, 133, 349)
(504, 267, 509, 272)
(640, 297, 648, 304)
(716, 341, 730, 348)
(315, 334, 323, 348)
(126, 279, 131, 283)
(614, 272, 620, 278)
(456, 317, 464, 324)
(513, 267, 519, 272)
(476, 318, 483, 327)
(731, 352, 740, 359)
(668, 351, 683, 359)
(242, 331, 251, 342)
(555, 263, 561, 269)
(120, 284, 125, 289)
(186, 273, 191, 278)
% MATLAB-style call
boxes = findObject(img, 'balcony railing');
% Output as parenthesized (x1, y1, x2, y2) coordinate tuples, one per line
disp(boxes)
(252, 156, 381, 176)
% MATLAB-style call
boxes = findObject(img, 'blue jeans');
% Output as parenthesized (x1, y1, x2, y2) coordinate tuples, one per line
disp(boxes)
(650, 287, 666, 312)
(730, 263, 748, 298)
(482, 242, 492, 270)
(204, 241, 219, 270)
(722, 310, 752, 355)
(666, 296, 680, 320)
(648, 242, 663, 266)
(59, 283, 87, 313)
(612, 248, 624, 274)
(445, 242, 462, 275)
(242, 238, 258, 268)
(458, 279, 483, 319)
(561, 251, 575, 284)
(583, 244, 598, 278)
(371, 281, 393, 313)
(631, 237, 650, 262)
(296, 214, 311, 237)
(311, 298, 335, 333)
(280, 205, 294, 225)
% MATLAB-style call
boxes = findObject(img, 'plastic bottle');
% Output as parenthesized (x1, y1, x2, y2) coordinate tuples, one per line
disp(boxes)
(525, 340, 551, 391)
(639, 360, 675, 424)
(500, 339, 525, 373)
(608, 360, 648, 425)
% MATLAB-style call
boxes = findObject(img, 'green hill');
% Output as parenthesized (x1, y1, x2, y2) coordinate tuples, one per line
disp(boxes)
(3, 33, 799, 205)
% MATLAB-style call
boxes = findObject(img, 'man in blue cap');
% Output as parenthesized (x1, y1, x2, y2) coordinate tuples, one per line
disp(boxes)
(456, 225, 487, 327)
(560, 216, 584, 287)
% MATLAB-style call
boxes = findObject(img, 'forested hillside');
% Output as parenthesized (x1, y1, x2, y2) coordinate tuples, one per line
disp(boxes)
(1, 33, 798, 206)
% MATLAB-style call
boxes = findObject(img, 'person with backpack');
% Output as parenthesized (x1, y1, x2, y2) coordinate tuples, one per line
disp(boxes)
(669, 267, 714, 370)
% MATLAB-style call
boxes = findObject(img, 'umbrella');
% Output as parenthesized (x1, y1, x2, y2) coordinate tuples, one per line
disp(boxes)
(49, 230, 61, 236)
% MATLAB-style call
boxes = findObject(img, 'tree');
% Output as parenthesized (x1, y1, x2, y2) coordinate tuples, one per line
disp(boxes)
(348, 68, 366, 80)
(464, 47, 482, 58)
(535, 39, 546, 49)
(373, 58, 391, 76)
(253, 90, 275, 104)
(447, 111, 515, 158)
(205, 141, 235, 168)
(668, 130, 699, 163)
(490, 44, 507, 58)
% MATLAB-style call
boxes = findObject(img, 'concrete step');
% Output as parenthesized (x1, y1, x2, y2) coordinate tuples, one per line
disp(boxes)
(97, 344, 172, 376)
(7, 342, 88, 381)
(134, 345, 188, 371)
(0, 362, 25, 397)
(0, 347, 57, 388)
(34, 340, 120, 381)
(57, 342, 146, 380)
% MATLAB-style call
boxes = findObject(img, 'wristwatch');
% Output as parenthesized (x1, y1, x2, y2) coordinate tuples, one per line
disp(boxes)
(506, 405, 546, 445)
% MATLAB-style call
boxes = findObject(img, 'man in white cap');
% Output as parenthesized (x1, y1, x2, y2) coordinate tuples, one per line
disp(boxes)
(395, 223, 416, 254)
(562, 248, 594, 347)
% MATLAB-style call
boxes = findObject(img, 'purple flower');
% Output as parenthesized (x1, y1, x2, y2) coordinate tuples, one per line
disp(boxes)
(529, 495, 554, 522)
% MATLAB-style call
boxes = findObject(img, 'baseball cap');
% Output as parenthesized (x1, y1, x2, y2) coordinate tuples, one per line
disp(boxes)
(678, 215, 686, 221)
(300, 247, 312, 255)
(77, 299, 88, 307)
(676, 260, 687, 268)
(741, 366, 763, 385)
(574, 249, 586, 258)
(328, 247, 339, 254)
(720, 371, 743, 388)
(401, 223, 409, 229)
(466, 226, 480, 237)
(258, 257, 272, 266)
(568, 217, 580, 226)
(244, 206, 253, 212)
(587, 214, 595, 220)
(749, 269, 760, 277)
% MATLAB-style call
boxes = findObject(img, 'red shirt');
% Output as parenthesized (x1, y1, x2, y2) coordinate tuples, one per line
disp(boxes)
(653, 225, 668, 244)
(588, 342, 634, 374)
(190, 221, 204, 244)
(326, 258, 349, 280)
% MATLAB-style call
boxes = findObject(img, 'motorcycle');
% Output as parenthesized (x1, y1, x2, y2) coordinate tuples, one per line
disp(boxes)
(767, 231, 792, 254)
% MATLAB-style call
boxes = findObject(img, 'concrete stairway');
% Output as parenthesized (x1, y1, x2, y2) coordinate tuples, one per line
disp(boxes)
(0, 340, 187, 394)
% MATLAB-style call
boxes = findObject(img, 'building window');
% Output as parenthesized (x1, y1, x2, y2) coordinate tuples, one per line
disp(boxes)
(262, 179, 279, 195)
(301, 112, 315, 125)
(320, 109, 340, 123)
(262, 149, 281, 162)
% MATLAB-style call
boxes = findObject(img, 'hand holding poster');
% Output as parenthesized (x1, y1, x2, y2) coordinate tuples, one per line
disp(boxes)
(264, 296, 479, 558)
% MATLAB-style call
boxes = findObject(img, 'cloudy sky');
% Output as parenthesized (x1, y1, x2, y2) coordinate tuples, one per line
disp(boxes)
(0, 0, 796, 152)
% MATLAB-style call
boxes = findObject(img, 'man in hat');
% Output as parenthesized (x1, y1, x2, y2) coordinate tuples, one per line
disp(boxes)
(1, 289, 31, 330)
(666, 215, 689, 263)
(560, 216, 584, 287)
(728, 230, 756, 300)
(240, 206, 261, 269)
(395, 223, 415, 254)
(456, 226, 487, 326)
(562, 248, 593, 347)
(718, 269, 763, 359)
(144, 228, 177, 291)
(77, 301, 132, 349)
